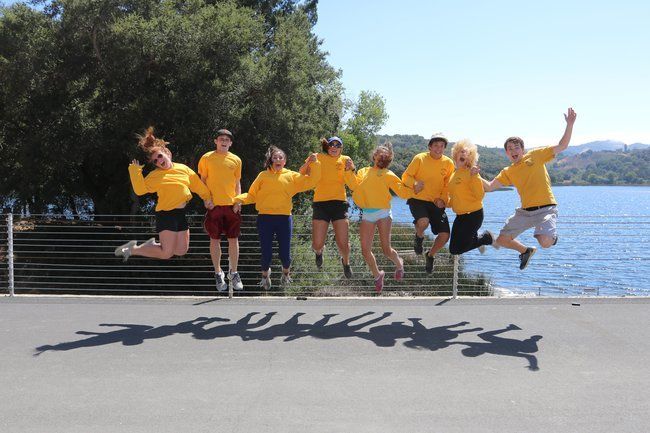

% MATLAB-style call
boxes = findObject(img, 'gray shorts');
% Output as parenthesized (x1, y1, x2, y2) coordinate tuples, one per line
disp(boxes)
(499, 205, 558, 239)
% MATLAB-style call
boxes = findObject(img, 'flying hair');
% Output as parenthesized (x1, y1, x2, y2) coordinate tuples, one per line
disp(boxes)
(136, 127, 171, 157)
(451, 139, 479, 168)
(372, 141, 394, 169)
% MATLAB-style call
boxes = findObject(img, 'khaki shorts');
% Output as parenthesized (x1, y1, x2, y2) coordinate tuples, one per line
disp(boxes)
(499, 205, 558, 239)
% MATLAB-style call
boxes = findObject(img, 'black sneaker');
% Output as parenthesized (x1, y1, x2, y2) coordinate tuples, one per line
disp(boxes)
(519, 247, 537, 270)
(425, 253, 434, 274)
(414, 235, 424, 255)
(342, 259, 353, 279)
(315, 251, 323, 269)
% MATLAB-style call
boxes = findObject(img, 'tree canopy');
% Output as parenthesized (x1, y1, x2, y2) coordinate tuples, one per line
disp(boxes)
(0, 0, 387, 215)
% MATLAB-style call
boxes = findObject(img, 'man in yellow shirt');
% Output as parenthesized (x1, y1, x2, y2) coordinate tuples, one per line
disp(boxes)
(483, 108, 577, 270)
(402, 133, 455, 274)
(198, 129, 243, 292)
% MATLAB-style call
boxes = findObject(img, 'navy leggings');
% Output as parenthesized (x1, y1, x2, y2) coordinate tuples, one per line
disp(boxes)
(449, 208, 491, 255)
(257, 214, 293, 271)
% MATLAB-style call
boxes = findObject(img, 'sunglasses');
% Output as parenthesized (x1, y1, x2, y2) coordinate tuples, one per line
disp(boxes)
(151, 153, 165, 163)
(328, 142, 343, 148)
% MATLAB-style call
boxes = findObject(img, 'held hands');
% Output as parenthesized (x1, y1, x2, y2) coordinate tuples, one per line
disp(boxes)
(232, 203, 242, 214)
(306, 153, 318, 164)
(344, 159, 355, 171)
(433, 198, 446, 209)
(564, 107, 577, 125)
(204, 199, 215, 210)
(414, 180, 425, 194)
(470, 165, 481, 176)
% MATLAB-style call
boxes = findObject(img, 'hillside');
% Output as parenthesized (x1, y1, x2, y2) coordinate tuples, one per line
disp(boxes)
(377, 134, 650, 185)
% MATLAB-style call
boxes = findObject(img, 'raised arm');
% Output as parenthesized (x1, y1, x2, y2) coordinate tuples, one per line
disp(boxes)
(128, 160, 154, 196)
(552, 107, 577, 155)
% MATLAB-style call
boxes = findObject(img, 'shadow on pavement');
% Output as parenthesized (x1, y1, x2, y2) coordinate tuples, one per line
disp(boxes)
(34, 312, 542, 370)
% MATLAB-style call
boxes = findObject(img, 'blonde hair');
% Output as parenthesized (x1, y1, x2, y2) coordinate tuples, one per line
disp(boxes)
(372, 141, 394, 169)
(136, 127, 171, 160)
(451, 139, 479, 168)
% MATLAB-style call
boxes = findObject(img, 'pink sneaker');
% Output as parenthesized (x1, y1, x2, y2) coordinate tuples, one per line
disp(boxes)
(394, 267, 404, 282)
(374, 271, 385, 294)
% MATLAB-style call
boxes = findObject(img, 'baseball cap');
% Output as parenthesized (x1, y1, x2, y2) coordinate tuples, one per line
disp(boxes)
(327, 136, 343, 146)
(215, 129, 234, 139)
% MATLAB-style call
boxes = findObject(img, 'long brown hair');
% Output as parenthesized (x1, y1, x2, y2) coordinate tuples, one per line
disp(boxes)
(264, 145, 286, 170)
(372, 141, 394, 169)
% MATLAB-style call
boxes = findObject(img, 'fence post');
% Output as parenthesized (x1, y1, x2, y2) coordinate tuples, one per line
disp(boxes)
(452, 255, 458, 299)
(7, 214, 14, 297)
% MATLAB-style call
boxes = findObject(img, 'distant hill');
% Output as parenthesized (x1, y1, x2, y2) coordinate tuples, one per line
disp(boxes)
(377, 134, 650, 185)
(564, 140, 650, 155)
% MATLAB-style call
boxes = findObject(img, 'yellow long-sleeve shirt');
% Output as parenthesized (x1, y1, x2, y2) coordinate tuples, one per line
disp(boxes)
(235, 162, 322, 215)
(197, 151, 241, 205)
(128, 162, 211, 211)
(300, 153, 353, 202)
(344, 167, 413, 209)
(448, 168, 485, 215)
(495, 147, 557, 208)
(402, 152, 455, 203)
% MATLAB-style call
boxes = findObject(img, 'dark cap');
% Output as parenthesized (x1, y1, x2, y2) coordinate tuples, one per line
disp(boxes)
(216, 129, 234, 139)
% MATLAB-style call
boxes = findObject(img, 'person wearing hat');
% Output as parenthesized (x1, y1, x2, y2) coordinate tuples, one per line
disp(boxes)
(481, 108, 577, 270)
(298, 136, 355, 278)
(198, 128, 244, 292)
(401, 133, 455, 274)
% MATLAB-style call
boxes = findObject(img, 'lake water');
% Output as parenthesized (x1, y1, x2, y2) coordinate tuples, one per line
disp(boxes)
(387, 186, 650, 296)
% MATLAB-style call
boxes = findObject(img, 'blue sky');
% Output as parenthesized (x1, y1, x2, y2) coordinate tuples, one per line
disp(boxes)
(314, 0, 650, 147)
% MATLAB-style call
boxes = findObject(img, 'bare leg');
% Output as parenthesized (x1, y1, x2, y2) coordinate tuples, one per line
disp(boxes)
(359, 221, 380, 278)
(535, 234, 555, 249)
(131, 230, 177, 259)
(377, 217, 402, 268)
(332, 219, 351, 265)
(172, 230, 190, 256)
(227, 237, 239, 272)
(311, 219, 329, 254)
(427, 232, 450, 256)
(209, 238, 223, 273)
(415, 217, 429, 238)
(496, 234, 528, 254)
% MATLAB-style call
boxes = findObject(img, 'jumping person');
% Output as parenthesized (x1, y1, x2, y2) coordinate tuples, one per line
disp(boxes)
(447, 139, 497, 255)
(234, 146, 321, 290)
(344, 142, 415, 293)
(299, 136, 355, 278)
(115, 127, 213, 261)
(198, 129, 244, 292)
(401, 133, 455, 274)
(482, 108, 577, 270)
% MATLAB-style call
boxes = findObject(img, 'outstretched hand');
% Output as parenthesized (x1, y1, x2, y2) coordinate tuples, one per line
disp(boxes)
(564, 107, 577, 125)
(130, 159, 142, 167)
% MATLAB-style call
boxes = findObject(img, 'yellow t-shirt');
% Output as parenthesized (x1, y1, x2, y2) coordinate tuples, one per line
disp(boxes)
(235, 162, 321, 215)
(310, 153, 353, 202)
(129, 162, 211, 211)
(345, 167, 413, 209)
(402, 152, 455, 203)
(448, 168, 485, 215)
(495, 147, 557, 208)
(197, 151, 242, 206)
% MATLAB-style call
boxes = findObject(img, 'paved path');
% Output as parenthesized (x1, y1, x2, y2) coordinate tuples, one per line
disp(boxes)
(1, 296, 649, 433)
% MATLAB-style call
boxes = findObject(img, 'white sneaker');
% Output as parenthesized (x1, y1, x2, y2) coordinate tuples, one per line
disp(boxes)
(215, 271, 227, 292)
(486, 230, 500, 249)
(114, 240, 137, 262)
(259, 273, 272, 291)
(229, 271, 244, 291)
(280, 273, 293, 286)
(142, 237, 157, 247)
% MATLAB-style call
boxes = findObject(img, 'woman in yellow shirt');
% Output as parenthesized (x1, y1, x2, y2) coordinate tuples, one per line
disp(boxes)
(344, 142, 414, 293)
(235, 145, 321, 290)
(299, 136, 355, 278)
(114, 127, 213, 261)
(447, 139, 496, 255)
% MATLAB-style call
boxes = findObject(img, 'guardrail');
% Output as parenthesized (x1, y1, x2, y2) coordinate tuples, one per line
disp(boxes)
(1, 213, 648, 297)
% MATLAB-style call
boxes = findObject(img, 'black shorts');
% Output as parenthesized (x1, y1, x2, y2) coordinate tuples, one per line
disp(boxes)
(312, 200, 349, 223)
(407, 198, 450, 234)
(155, 208, 189, 232)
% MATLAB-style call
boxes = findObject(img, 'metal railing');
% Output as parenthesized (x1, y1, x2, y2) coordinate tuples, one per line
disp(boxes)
(1, 213, 649, 297)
